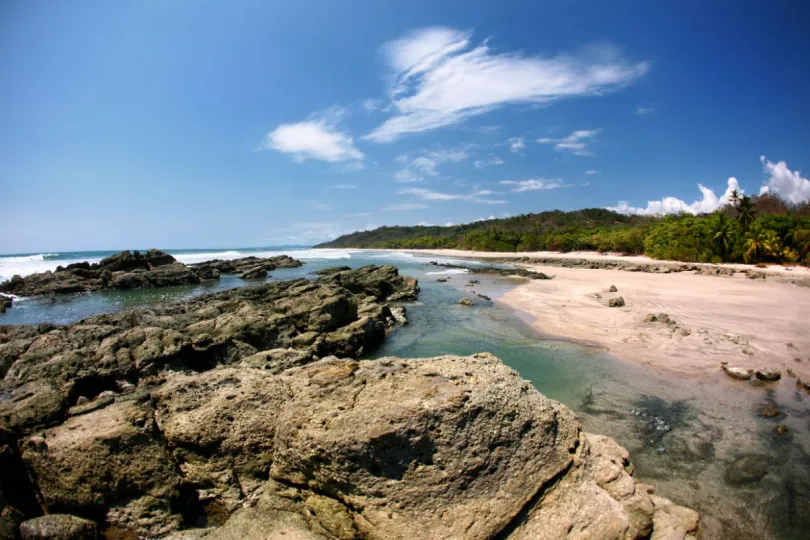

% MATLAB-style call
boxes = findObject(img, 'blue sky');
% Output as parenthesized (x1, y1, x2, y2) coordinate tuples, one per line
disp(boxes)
(2, 0, 810, 252)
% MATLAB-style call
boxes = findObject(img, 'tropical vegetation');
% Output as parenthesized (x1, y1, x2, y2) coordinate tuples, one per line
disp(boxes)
(317, 194, 810, 265)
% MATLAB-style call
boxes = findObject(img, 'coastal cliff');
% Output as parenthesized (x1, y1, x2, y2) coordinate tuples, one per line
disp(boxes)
(0, 266, 697, 539)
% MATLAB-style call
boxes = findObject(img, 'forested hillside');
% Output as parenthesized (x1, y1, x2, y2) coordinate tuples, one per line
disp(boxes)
(317, 194, 810, 265)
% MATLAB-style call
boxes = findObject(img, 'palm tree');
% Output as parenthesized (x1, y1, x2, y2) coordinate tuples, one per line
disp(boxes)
(737, 196, 757, 232)
(729, 189, 742, 208)
(711, 212, 734, 262)
(762, 230, 783, 260)
(743, 223, 766, 263)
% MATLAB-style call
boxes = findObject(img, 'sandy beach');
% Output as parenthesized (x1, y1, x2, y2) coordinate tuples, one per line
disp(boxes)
(394, 249, 810, 380)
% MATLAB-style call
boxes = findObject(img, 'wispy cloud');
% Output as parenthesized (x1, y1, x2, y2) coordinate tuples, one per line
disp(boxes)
(331, 184, 357, 189)
(608, 178, 742, 215)
(399, 187, 507, 204)
(634, 106, 655, 115)
(537, 129, 601, 156)
(500, 179, 564, 192)
(362, 99, 382, 112)
(759, 156, 810, 204)
(584, 169, 600, 175)
(365, 27, 649, 142)
(474, 157, 505, 168)
(304, 200, 333, 210)
(383, 202, 429, 211)
(394, 147, 471, 181)
(263, 108, 364, 162)
(508, 137, 526, 153)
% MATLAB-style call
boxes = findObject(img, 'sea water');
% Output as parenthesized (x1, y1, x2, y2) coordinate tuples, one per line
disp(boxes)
(1, 248, 807, 539)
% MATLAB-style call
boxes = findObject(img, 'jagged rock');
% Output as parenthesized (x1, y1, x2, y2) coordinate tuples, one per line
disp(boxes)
(722, 365, 753, 380)
(427, 262, 551, 280)
(755, 367, 781, 381)
(0, 266, 417, 435)
(608, 297, 625, 308)
(476, 293, 492, 301)
(0, 506, 25, 540)
(458, 297, 474, 306)
(0, 295, 12, 314)
(191, 256, 302, 281)
(609, 285, 618, 292)
(9, 351, 697, 539)
(19, 514, 98, 539)
(390, 307, 408, 325)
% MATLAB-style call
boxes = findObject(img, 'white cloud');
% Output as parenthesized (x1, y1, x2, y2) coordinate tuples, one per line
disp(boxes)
(759, 156, 810, 205)
(362, 99, 382, 112)
(365, 27, 650, 142)
(538, 129, 600, 156)
(264, 109, 364, 162)
(508, 137, 526, 153)
(443, 221, 455, 226)
(416, 221, 433, 226)
(394, 169, 424, 183)
(500, 179, 564, 192)
(474, 156, 505, 168)
(383, 202, 429, 211)
(399, 187, 507, 204)
(343, 212, 372, 217)
(608, 177, 743, 216)
(585, 169, 600, 175)
(331, 184, 357, 189)
(474, 215, 497, 222)
(635, 106, 655, 115)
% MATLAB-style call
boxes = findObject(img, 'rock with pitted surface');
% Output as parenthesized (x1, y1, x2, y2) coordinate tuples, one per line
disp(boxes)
(19, 514, 98, 539)
(755, 367, 781, 381)
(608, 296, 626, 308)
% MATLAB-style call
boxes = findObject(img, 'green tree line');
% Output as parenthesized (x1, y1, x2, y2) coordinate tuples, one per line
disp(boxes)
(316, 194, 810, 265)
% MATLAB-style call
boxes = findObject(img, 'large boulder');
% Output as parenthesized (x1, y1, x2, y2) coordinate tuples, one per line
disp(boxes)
(19, 514, 98, 540)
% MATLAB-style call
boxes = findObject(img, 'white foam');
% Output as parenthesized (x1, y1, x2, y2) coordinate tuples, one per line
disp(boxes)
(0, 254, 90, 282)
(425, 268, 470, 275)
(172, 250, 243, 264)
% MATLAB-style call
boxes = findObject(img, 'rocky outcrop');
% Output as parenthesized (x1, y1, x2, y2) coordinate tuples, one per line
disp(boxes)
(190, 255, 302, 280)
(0, 252, 305, 299)
(427, 262, 551, 280)
(2, 352, 698, 539)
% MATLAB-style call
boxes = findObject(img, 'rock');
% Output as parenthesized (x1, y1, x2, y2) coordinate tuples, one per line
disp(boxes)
(755, 367, 781, 381)
(191, 255, 302, 281)
(724, 454, 771, 485)
(238, 266, 268, 280)
(1, 506, 25, 540)
(468, 279, 480, 284)
(390, 306, 408, 325)
(608, 297, 625, 308)
(644, 313, 671, 324)
(0, 266, 419, 435)
(427, 262, 551, 280)
(475, 293, 492, 301)
(721, 365, 753, 381)
(756, 402, 785, 420)
(0, 295, 12, 314)
(75, 396, 89, 406)
(458, 297, 474, 306)
(609, 285, 618, 292)
(436, 278, 448, 283)
(787, 368, 796, 377)
(19, 514, 98, 540)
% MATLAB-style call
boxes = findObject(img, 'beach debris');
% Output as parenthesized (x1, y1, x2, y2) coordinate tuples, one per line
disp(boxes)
(458, 297, 474, 306)
(608, 296, 625, 308)
(436, 277, 448, 283)
(755, 402, 785, 420)
(609, 285, 618, 292)
(755, 368, 782, 382)
(721, 364, 754, 380)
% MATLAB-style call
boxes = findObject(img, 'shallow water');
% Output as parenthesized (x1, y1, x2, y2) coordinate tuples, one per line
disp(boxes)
(2, 249, 808, 539)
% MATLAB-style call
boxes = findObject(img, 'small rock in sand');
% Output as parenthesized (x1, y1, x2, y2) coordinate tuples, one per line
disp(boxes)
(608, 296, 625, 308)
(755, 368, 782, 382)
(644, 312, 671, 324)
(722, 365, 753, 381)
(756, 403, 785, 419)
(436, 278, 448, 283)
(458, 297, 474, 306)
(468, 279, 480, 284)
(609, 285, 618, 292)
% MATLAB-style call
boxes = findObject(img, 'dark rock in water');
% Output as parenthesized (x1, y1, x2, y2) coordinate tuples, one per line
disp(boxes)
(609, 285, 618, 292)
(722, 365, 753, 380)
(427, 261, 551, 280)
(19, 514, 98, 539)
(468, 279, 480, 284)
(0, 295, 11, 314)
(458, 297, 474, 306)
(608, 296, 625, 308)
(0, 252, 305, 299)
(312, 266, 351, 276)
(476, 293, 492, 301)
(436, 277, 448, 283)
(756, 402, 786, 420)
(755, 367, 782, 381)
(724, 454, 771, 485)
(190, 255, 302, 281)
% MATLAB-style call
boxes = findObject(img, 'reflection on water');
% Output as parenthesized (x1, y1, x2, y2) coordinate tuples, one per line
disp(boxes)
(2, 250, 808, 539)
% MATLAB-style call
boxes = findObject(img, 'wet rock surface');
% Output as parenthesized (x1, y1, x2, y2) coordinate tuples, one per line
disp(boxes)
(0, 337, 696, 538)
(189, 255, 302, 280)
(426, 261, 551, 280)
